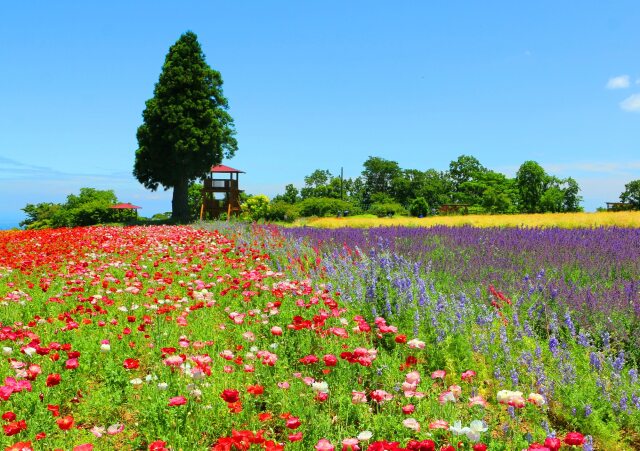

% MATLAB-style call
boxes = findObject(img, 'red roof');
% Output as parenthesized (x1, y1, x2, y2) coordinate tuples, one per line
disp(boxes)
(110, 203, 142, 210)
(210, 164, 245, 173)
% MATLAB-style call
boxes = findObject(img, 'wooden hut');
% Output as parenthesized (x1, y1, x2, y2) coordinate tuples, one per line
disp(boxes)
(200, 165, 244, 220)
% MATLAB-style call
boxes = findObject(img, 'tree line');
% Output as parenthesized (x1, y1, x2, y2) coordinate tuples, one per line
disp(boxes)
(247, 155, 584, 221)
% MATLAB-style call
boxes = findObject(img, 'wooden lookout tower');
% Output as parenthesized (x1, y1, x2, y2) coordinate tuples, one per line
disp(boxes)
(200, 164, 245, 220)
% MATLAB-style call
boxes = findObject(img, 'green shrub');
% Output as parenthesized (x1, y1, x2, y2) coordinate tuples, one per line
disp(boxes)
(264, 201, 300, 223)
(297, 197, 355, 217)
(369, 202, 407, 217)
(408, 197, 430, 217)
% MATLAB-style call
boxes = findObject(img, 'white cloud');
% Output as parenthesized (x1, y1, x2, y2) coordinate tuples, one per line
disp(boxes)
(620, 94, 640, 112)
(606, 75, 630, 89)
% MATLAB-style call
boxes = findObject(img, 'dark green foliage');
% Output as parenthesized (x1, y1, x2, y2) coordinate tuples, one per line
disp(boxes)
(20, 202, 62, 229)
(265, 201, 300, 223)
(516, 161, 547, 213)
(620, 179, 640, 209)
(188, 182, 204, 220)
(21, 188, 118, 229)
(408, 197, 430, 217)
(361, 156, 402, 206)
(134, 31, 237, 221)
(297, 197, 355, 217)
(369, 202, 407, 217)
(271, 155, 584, 216)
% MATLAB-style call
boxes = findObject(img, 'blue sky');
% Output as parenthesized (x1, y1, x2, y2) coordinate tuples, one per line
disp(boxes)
(1, 1, 639, 227)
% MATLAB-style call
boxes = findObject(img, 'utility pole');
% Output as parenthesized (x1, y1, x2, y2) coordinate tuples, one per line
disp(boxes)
(340, 167, 344, 201)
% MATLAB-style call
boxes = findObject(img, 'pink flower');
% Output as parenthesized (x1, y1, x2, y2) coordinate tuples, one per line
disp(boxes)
(431, 370, 446, 379)
(168, 396, 187, 406)
(402, 418, 420, 431)
(315, 439, 335, 451)
(428, 419, 450, 430)
(270, 326, 283, 336)
(469, 395, 488, 408)
(342, 438, 360, 451)
(461, 370, 476, 382)
(351, 391, 367, 404)
(370, 389, 393, 403)
(402, 404, 415, 414)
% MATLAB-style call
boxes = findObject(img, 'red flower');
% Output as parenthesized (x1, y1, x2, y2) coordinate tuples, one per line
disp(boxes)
(148, 440, 169, 451)
(323, 354, 338, 366)
(564, 432, 585, 446)
(406, 439, 436, 451)
(472, 444, 488, 451)
(288, 432, 303, 442)
(258, 412, 273, 422)
(5, 441, 33, 451)
(247, 385, 264, 396)
(65, 358, 78, 370)
(47, 404, 60, 417)
(220, 389, 239, 403)
(2, 411, 16, 421)
(73, 445, 93, 451)
(123, 358, 140, 370)
(168, 396, 187, 406)
(56, 415, 74, 431)
(395, 334, 407, 343)
(543, 437, 562, 451)
(285, 416, 301, 429)
(46, 373, 61, 387)
(3, 420, 27, 436)
(299, 354, 319, 365)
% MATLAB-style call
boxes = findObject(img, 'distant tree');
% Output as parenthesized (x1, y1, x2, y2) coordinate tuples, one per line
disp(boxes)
(20, 202, 62, 230)
(540, 186, 565, 213)
(620, 179, 640, 209)
(561, 177, 583, 212)
(282, 184, 299, 204)
(448, 155, 486, 192)
(409, 197, 430, 217)
(56, 188, 118, 227)
(242, 195, 270, 221)
(361, 157, 402, 206)
(133, 31, 237, 222)
(516, 161, 547, 213)
(188, 182, 204, 220)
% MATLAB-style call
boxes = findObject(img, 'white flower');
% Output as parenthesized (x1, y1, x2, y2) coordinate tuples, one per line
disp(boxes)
(528, 393, 546, 406)
(100, 343, 111, 352)
(357, 430, 373, 441)
(2, 347, 12, 356)
(449, 421, 470, 436)
(466, 420, 488, 442)
(130, 378, 143, 386)
(23, 347, 36, 357)
(402, 418, 420, 431)
(157, 382, 168, 390)
(311, 381, 329, 393)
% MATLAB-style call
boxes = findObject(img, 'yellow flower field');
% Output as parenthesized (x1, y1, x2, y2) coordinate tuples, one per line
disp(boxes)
(299, 211, 640, 229)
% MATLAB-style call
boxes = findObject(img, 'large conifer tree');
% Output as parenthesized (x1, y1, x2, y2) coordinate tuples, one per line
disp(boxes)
(134, 31, 237, 221)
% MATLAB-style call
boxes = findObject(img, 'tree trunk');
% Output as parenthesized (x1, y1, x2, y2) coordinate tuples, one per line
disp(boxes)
(172, 178, 190, 222)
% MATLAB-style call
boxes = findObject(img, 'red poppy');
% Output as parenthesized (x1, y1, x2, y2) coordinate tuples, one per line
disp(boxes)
(247, 385, 264, 396)
(56, 415, 74, 431)
(220, 389, 239, 403)
(46, 373, 61, 387)
(2, 411, 16, 421)
(148, 441, 169, 451)
(285, 417, 301, 429)
(3, 419, 27, 436)
(564, 432, 585, 446)
(543, 437, 562, 451)
(5, 441, 33, 451)
(472, 444, 488, 451)
(168, 396, 187, 406)
(123, 358, 140, 370)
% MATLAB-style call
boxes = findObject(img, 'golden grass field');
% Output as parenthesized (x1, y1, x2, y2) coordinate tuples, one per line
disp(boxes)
(298, 211, 640, 229)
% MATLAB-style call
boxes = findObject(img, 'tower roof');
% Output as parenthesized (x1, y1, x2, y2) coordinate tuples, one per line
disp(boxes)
(210, 164, 245, 173)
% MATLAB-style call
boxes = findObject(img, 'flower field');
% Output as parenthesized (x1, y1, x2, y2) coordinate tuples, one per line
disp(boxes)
(1, 225, 639, 450)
